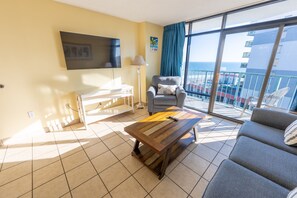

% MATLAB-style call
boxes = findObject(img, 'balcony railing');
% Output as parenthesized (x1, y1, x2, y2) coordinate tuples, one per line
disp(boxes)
(184, 70, 297, 112)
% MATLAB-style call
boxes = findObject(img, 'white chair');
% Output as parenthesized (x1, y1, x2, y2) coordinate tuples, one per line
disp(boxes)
(241, 87, 290, 116)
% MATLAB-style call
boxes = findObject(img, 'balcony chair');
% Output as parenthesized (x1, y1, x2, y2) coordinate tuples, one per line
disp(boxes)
(241, 87, 290, 116)
(147, 75, 186, 115)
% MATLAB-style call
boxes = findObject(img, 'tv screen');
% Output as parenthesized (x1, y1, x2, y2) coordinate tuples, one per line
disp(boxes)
(60, 31, 121, 70)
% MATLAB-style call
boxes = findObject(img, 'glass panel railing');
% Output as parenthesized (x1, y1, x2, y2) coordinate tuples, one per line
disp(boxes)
(259, 25, 297, 113)
(186, 69, 297, 119)
(183, 33, 220, 111)
(213, 28, 278, 121)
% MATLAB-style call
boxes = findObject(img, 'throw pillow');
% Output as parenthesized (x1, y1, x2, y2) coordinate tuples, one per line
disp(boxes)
(157, 84, 177, 95)
(287, 187, 297, 198)
(284, 119, 297, 146)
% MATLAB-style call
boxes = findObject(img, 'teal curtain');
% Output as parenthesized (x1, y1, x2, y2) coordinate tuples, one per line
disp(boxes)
(160, 22, 185, 76)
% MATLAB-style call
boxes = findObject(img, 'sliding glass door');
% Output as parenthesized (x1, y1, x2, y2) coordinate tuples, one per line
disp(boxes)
(260, 25, 297, 112)
(184, 33, 220, 112)
(213, 28, 279, 120)
(182, 0, 297, 122)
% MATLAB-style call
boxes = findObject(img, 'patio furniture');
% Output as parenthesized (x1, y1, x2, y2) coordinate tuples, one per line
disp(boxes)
(240, 87, 290, 116)
(147, 75, 186, 115)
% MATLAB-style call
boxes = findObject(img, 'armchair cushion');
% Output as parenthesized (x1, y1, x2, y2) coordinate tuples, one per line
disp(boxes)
(154, 95, 177, 106)
(152, 76, 181, 88)
(157, 84, 177, 95)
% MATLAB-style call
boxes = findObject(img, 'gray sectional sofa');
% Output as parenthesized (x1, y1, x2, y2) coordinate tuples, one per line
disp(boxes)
(203, 108, 297, 198)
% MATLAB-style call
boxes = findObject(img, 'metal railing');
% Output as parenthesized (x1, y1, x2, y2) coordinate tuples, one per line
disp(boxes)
(185, 70, 297, 111)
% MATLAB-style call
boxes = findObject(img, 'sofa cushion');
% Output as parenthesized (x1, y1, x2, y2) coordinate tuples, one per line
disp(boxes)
(157, 84, 177, 95)
(251, 108, 297, 130)
(238, 121, 297, 155)
(284, 119, 297, 146)
(230, 136, 297, 190)
(203, 160, 289, 198)
(154, 95, 177, 106)
(152, 75, 181, 88)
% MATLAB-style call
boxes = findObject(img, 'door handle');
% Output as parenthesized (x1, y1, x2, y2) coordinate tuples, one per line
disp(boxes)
(0, 84, 4, 88)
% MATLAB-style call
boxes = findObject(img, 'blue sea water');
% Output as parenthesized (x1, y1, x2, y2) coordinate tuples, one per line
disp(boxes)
(188, 62, 246, 73)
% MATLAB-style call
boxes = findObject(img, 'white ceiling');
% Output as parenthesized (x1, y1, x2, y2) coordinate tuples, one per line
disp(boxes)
(55, 0, 268, 26)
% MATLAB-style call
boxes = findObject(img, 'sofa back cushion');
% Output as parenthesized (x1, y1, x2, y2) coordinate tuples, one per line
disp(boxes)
(152, 75, 181, 88)
(284, 120, 297, 146)
(251, 108, 297, 130)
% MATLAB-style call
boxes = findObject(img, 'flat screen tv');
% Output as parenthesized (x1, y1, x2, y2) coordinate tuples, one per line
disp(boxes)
(60, 31, 121, 70)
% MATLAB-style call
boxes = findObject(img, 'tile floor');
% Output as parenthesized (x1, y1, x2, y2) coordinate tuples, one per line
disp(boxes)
(0, 108, 240, 198)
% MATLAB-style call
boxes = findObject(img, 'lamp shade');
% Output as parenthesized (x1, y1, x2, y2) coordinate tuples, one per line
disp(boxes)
(132, 55, 146, 65)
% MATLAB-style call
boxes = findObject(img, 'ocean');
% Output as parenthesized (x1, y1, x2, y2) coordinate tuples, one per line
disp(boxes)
(187, 62, 246, 73)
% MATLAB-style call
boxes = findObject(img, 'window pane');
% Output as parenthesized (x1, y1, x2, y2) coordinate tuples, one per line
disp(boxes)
(181, 37, 188, 85)
(184, 33, 220, 112)
(191, 16, 222, 34)
(226, 0, 297, 28)
(185, 23, 189, 35)
(262, 25, 297, 112)
(213, 28, 279, 120)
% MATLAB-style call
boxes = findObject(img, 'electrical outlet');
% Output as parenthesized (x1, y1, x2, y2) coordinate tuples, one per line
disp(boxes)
(27, 111, 35, 119)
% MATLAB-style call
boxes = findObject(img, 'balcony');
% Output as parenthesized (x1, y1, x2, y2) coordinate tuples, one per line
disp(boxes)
(184, 70, 297, 121)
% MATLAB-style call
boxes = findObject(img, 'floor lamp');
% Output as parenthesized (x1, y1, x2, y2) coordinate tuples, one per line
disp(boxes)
(132, 55, 146, 109)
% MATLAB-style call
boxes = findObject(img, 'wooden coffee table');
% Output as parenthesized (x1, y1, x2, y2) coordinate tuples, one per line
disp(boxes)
(124, 106, 203, 179)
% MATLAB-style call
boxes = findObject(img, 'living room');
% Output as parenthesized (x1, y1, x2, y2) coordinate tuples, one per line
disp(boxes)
(0, 0, 297, 197)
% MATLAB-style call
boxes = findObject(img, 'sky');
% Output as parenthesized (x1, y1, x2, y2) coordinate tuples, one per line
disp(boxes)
(186, 32, 251, 63)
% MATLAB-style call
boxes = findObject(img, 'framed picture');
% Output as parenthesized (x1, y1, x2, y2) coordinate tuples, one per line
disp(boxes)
(150, 36, 158, 52)
(62, 43, 92, 59)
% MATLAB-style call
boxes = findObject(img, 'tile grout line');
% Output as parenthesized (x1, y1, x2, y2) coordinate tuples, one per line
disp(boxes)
(32, 172, 66, 191)
(0, 167, 32, 187)
(1, 156, 31, 172)
(104, 113, 228, 196)
(34, 112, 191, 197)
(0, 144, 8, 172)
(166, 172, 192, 196)
(89, 117, 152, 196)
(186, 121, 235, 197)
(107, 144, 151, 196)
(0, 111, 237, 198)
(0, 140, 32, 196)
(27, 115, 144, 196)
(178, 121, 222, 196)
(52, 131, 75, 198)
(162, 159, 197, 196)
(31, 136, 33, 198)
(71, 125, 111, 197)
(91, 130, 150, 196)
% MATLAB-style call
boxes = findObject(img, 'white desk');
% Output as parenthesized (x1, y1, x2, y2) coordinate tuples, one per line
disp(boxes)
(76, 85, 134, 128)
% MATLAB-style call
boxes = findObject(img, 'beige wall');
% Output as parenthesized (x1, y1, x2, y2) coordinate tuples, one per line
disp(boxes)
(138, 22, 163, 103)
(143, 22, 163, 89)
(0, 0, 163, 139)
